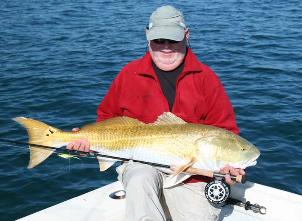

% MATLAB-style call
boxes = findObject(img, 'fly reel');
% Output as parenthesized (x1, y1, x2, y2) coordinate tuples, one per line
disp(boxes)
(205, 178, 230, 206)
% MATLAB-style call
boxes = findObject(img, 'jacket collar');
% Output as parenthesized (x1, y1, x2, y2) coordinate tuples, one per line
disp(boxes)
(136, 48, 203, 78)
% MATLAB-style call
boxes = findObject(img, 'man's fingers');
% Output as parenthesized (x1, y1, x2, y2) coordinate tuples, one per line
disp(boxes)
(72, 141, 80, 151)
(79, 140, 90, 152)
(224, 174, 236, 185)
(66, 142, 73, 150)
(239, 169, 246, 175)
(67, 139, 90, 152)
(219, 165, 246, 185)
(77, 141, 84, 151)
(220, 165, 231, 174)
(75, 140, 84, 151)
(67, 128, 90, 152)
(220, 165, 245, 176)
(230, 167, 239, 176)
(83, 141, 90, 152)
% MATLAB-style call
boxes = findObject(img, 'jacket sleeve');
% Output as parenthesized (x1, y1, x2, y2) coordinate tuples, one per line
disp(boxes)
(96, 76, 122, 122)
(203, 71, 240, 134)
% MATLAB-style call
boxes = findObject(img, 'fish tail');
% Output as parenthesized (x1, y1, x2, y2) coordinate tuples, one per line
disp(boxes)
(14, 117, 61, 169)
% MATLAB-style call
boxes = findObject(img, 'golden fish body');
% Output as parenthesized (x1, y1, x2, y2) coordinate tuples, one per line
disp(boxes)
(14, 112, 260, 173)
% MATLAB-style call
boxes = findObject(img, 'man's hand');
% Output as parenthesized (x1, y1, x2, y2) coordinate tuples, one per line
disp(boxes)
(66, 128, 91, 152)
(220, 165, 245, 185)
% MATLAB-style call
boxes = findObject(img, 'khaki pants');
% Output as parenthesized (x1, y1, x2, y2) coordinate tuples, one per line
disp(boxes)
(117, 162, 220, 221)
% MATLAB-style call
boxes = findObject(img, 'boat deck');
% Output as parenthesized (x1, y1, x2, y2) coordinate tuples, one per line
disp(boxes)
(17, 181, 302, 221)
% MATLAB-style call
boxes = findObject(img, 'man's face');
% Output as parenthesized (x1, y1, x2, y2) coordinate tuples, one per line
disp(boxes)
(149, 34, 188, 71)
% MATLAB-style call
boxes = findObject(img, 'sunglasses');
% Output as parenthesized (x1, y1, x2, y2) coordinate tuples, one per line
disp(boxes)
(152, 39, 180, 44)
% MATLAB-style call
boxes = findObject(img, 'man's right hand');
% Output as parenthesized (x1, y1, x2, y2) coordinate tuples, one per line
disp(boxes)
(66, 128, 91, 152)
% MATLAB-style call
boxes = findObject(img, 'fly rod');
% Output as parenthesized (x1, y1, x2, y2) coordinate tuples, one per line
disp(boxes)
(0, 138, 246, 183)
(1, 138, 267, 212)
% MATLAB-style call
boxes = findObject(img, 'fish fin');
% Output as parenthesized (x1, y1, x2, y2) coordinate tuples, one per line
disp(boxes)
(163, 157, 196, 188)
(27, 146, 55, 169)
(97, 156, 116, 171)
(81, 117, 144, 131)
(13, 117, 60, 168)
(171, 157, 197, 175)
(163, 173, 192, 188)
(152, 112, 187, 125)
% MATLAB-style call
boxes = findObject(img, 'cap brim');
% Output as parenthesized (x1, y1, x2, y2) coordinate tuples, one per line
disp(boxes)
(146, 26, 185, 41)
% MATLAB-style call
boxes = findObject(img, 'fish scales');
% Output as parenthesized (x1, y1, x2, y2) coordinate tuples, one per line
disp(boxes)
(13, 113, 260, 173)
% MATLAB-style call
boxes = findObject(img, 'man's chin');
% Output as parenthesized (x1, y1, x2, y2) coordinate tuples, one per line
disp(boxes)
(157, 62, 179, 71)
(158, 57, 178, 65)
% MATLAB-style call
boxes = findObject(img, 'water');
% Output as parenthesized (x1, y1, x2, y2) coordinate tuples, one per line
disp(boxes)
(0, 0, 301, 220)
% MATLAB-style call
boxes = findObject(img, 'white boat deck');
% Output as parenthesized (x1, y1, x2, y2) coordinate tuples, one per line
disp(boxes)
(17, 181, 302, 221)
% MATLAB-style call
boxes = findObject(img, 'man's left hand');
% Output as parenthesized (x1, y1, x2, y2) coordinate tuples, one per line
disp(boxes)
(220, 165, 245, 185)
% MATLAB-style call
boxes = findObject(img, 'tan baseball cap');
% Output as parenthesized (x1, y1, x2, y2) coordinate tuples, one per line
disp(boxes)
(146, 5, 187, 41)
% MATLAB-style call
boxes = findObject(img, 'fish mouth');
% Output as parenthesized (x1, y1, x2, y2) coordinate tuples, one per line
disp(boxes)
(245, 154, 260, 167)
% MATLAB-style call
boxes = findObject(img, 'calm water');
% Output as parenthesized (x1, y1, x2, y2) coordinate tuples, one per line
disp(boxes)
(1, 0, 301, 220)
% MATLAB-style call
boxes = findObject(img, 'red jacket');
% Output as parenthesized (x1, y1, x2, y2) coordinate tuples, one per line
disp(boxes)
(97, 49, 239, 182)
(97, 49, 239, 133)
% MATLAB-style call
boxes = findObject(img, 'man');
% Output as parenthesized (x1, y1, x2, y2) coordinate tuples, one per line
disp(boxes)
(68, 5, 244, 221)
